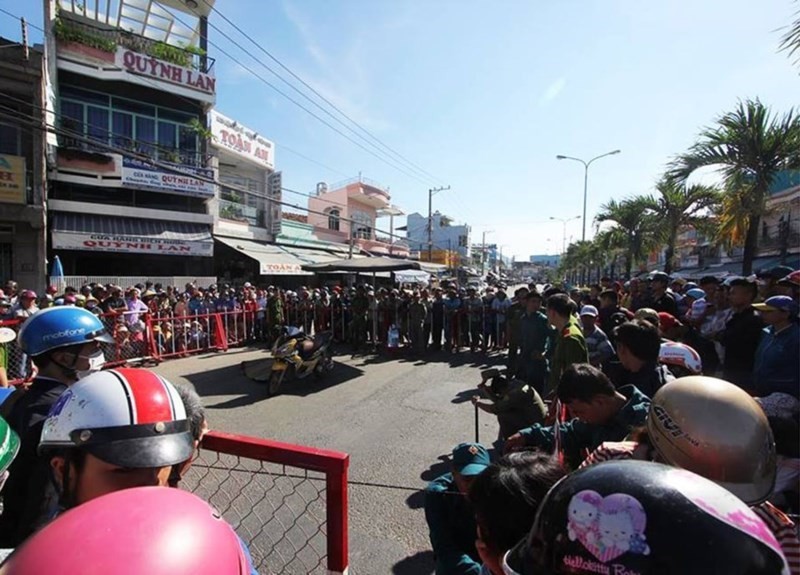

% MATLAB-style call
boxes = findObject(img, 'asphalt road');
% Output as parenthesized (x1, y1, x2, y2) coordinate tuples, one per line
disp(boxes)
(154, 344, 507, 574)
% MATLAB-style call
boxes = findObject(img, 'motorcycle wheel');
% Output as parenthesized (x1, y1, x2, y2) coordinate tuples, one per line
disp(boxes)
(315, 351, 334, 379)
(268, 370, 285, 396)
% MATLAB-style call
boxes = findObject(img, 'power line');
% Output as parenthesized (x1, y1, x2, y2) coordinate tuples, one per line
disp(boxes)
(143, 3, 436, 186)
(0, 104, 412, 243)
(0, 8, 400, 184)
(0, 89, 401, 238)
(194, 7, 438, 185)
(196, 0, 445, 185)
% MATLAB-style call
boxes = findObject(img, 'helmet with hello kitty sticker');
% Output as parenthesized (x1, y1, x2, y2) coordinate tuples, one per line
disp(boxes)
(503, 460, 788, 575)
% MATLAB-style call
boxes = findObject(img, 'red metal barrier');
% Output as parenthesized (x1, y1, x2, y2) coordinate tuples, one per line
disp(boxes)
(183, 431, 349, 574)
(0, 318, 33, 386)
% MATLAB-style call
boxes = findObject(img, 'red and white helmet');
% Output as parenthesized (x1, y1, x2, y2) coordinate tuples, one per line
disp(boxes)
(39, 368, 193, 468)
(659, 341, 703, 376)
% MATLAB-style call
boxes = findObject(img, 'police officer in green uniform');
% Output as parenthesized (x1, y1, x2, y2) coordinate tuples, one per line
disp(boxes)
(505, 286, 529, 374)
(545, 293, 588, 395)
(350, 285, 369, 352)
(424, 442, 489, 575)
(518, 291, 552, 395)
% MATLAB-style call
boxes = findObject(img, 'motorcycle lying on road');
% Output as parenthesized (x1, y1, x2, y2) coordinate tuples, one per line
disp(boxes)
(268, 326, 335, 396)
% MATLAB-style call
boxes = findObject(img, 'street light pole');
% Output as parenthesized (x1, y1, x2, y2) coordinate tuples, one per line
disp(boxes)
(427, 186, 450, 262)
(549, 215, 581, 254)
(481, 229, 494, 276)
(556, 149, 621, 242)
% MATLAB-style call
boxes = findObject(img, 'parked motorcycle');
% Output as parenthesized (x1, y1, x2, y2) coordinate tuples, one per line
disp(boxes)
(268, 326, 334, 396)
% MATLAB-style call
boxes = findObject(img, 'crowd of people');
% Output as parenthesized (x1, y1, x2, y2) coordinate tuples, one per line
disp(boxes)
(0, 305, 256, 572)
(423, 266, 800, 575)
(0, 263, 795, 572)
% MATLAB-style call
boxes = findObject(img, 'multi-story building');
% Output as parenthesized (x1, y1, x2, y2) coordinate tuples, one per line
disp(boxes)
(758, 170, 799, 267)
(404, 211, 470, 265)
(529, 254, 561, 267)
(0, 35, 47, 289)
(44, 0, 216, 283)
(206, 109, 288, 281)
(308, 177, 409, 257)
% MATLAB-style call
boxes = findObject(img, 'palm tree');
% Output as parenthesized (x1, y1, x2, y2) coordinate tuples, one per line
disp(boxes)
(560, 240, 593, 285)
(780, 1, 800, 67)
(594, 228, 626, 278)
(651, 179, 720, 274)
(668, 99, 800, 274)
(595, 197, 659, 278)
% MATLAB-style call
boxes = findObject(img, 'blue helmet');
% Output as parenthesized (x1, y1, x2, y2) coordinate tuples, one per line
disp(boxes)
(18, 307, 113, 356)
(685, 288, 706, 300)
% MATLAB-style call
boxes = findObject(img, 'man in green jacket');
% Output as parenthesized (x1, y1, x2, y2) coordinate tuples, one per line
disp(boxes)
(544, 293, 588, 394)
(504, 364, 650, 469)
(505, 286, 528, 374)
(424, 442, 489, 575)
(517, 291, 553, 394)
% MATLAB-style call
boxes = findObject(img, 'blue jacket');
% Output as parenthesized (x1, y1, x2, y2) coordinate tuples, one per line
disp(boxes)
(519, 385, 651, 469)
(753, 323, 799, 398)
(424, 473, 481, 575)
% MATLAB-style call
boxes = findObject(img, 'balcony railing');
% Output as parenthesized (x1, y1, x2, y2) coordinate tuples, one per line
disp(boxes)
(58, 122, 210, 168)
(55, 15, 215, 74)
(329, 175, 390, 195)
(219, 198, 264, 227)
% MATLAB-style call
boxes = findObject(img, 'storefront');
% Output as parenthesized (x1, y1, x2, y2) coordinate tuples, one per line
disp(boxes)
(215, 236, 313, 285)
(51, 213, 214, 277)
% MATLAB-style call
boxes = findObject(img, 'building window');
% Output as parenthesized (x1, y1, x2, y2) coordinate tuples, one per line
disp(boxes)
(0, 122, 20, 155)
(458, 234, 468, 247)
(351, 210, 372, 240)
(58, 85, 200, 166)
(327, 208, 340, 231)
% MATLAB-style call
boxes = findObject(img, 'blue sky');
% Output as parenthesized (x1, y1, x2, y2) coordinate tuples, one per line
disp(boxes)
(2, 0, 799, 260)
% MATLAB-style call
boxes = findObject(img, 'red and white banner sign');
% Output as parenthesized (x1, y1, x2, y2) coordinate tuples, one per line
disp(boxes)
(52, 231, 213, 257)
(260, 262, 304, 275)
(209, 110, 274, 170)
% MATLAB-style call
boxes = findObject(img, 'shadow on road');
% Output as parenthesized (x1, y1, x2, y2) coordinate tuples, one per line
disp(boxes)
(392, 550, 435, 575)
(419, 455, 450, 482)
(451, 388, 478, 404)
(184, 357, 364, 408)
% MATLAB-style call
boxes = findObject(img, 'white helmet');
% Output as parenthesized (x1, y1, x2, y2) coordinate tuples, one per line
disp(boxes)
(659, 341, 703, 377)
(39, 368, 193, 468)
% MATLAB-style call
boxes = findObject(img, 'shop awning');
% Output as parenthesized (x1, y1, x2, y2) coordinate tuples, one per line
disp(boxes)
(215, 237, 312, 276)
(51, 213, 213, 257)
(279, 245, 350, 265)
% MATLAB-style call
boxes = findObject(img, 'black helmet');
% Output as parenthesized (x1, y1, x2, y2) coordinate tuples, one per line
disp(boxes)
(504, 460, 788, 575)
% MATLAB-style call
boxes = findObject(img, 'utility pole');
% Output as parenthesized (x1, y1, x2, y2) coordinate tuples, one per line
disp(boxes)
(428, 186, 450, 262)
(481, 230, 494, 276)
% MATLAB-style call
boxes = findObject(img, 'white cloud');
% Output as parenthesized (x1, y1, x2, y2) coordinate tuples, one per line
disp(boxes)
(280, 1, 392, 133)
(540, 77, 567, 105)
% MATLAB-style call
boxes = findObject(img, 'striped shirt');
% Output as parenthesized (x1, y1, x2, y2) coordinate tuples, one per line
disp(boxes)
(580, 441, 800, 575)
(752, 502, 800, 575)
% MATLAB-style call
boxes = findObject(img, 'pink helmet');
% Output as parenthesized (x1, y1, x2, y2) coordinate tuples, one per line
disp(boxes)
(2, 487, 249, 574)
(659, 341, 703, 376)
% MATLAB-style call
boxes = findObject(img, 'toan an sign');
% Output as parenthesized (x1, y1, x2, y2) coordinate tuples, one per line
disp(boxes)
(209, 110, 274, 170)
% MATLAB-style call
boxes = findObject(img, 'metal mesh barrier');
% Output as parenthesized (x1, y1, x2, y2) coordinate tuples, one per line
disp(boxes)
(180, 431, 349, 575)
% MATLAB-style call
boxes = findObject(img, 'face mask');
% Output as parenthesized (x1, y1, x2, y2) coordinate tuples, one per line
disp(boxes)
(76, 348, 105, 379)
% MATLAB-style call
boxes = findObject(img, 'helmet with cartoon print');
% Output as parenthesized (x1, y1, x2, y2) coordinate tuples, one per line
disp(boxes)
(503, 460, 788, 575)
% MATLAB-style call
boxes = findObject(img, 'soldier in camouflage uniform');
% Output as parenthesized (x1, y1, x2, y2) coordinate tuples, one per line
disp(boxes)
(350, 285, 370, 352)
(266, 287, 283, 345)
(506, 286, 529, 374)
